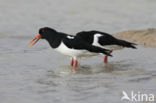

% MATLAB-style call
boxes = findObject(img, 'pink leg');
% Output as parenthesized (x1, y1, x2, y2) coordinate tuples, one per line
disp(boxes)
(104, 51, 113, 63)
(74, 60, 79, 73)
(70, 58, 74, 66)
(75, 60, 78, 68)
(104, 56, 108, 63)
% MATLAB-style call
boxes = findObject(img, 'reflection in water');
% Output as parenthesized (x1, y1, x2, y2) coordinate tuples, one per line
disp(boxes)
(34, 59, 156, 103)
(40, 60, 142, 86)
(1, 0, 156, 102)
(52, 60, 137, 74)
(1, 38, 156, 103)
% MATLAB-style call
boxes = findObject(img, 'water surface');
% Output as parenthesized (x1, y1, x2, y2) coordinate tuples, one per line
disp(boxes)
(0, 0, 156, 103)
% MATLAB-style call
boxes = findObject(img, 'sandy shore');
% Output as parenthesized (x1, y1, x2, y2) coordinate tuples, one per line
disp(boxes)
(1, 28, 156, 48)
(114, 28, 156, 48)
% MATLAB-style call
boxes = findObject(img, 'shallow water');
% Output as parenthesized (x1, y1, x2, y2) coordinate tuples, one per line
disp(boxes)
(0, 37, 156, 103)
(0, 0, 156, 103)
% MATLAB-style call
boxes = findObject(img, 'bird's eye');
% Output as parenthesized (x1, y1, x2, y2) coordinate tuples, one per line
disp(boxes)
(42, 29, 45, 32)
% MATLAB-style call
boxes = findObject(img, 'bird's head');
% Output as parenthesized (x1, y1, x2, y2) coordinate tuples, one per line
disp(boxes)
(28, 27, 57, 47)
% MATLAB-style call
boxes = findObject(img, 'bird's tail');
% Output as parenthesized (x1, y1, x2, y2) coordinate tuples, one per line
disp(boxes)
(100, 48, 113, 57)
(116, 39, 137, 49)
(88, 45, 113, 57)
(82, 42, 113, 57)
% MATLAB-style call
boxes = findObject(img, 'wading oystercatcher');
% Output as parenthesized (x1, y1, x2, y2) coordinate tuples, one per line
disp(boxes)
(75, 30, 137, 63)
(28, 27, 112, 67)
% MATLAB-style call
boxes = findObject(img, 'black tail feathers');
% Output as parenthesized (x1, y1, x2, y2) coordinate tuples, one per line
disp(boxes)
(96, 47, 113, 57)
(103, 50, 113, 57)
(87, 45, 112, 57)
(117, 39, 137, 49)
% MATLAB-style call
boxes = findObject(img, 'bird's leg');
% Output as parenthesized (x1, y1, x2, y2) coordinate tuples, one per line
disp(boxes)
(104, 56, 108, 63)
(74, 59, 79, 73)
(71, 57, 79, 73)
(104, 50, 113, 63)
(70, 58, 74, 66)
(75, 60, 78, 68)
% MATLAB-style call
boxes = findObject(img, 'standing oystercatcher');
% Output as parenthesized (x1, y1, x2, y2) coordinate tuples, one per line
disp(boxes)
(75, 30, 136, 63)
(28, 27, 112, 68)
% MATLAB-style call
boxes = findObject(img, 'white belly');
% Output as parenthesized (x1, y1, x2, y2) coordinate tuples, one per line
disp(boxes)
(54, 42, 98, 58)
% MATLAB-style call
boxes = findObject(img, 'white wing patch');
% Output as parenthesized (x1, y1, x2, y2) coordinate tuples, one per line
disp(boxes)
(92, 33, 123, 50)
(67, 35, 74, 39)
(92, 33, 103, 47)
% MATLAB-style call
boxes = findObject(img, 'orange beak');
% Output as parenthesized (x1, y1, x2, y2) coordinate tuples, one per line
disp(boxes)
(28, 34, 42, 47)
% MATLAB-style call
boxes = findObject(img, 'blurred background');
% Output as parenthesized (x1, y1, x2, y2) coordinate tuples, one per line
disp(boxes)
(0, 0, 156, 103)
(0, 0, 156, 36)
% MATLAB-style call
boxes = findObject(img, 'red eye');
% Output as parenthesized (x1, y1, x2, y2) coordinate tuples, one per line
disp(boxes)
(42, 29, 45, 32)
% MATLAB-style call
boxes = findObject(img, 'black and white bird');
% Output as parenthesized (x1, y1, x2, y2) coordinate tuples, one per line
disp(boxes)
(75, 30, 137, 63)
(28, 27, 112, 67)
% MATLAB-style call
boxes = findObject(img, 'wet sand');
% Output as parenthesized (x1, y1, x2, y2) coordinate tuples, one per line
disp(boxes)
(115, 28, 156, 48)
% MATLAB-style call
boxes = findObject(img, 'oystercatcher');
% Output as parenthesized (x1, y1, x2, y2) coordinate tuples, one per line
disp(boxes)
(75, 30, 137, 63)
(28, 27, 112, 67)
